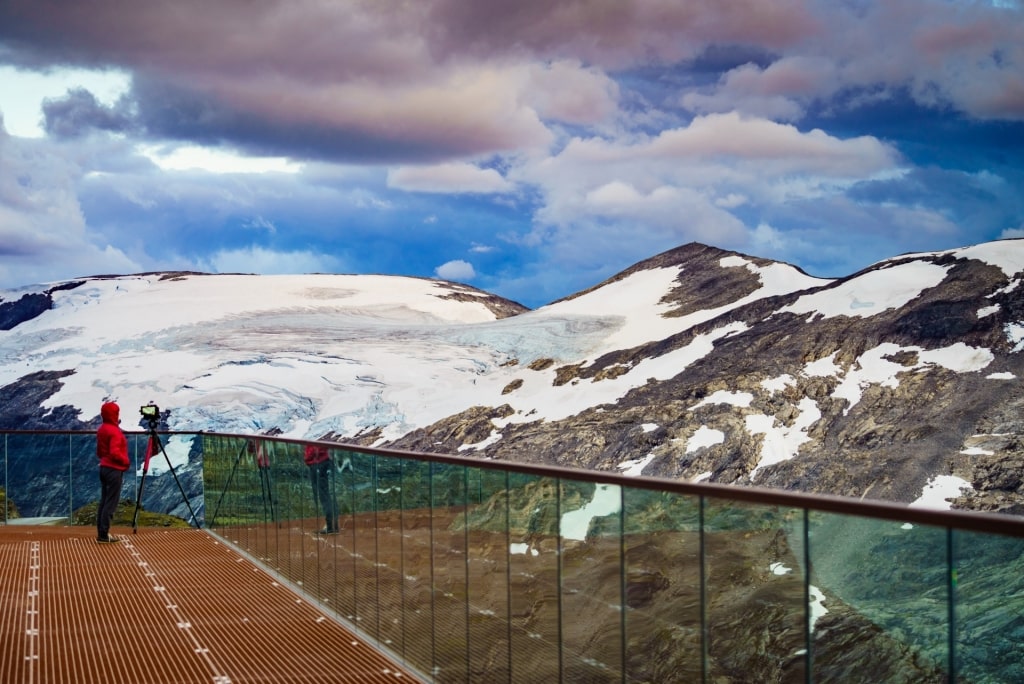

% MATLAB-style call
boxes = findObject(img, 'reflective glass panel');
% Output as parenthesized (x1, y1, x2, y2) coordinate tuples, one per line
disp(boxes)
(703, 497, 806, 682)
(621, 486, 703, 682)
(807, 512, 950, 681)
(953, 528, 1024, 682)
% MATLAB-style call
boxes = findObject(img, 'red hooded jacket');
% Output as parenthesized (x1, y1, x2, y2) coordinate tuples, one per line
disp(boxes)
(96, 402, 130, 471)
(304, 444, 330, 466)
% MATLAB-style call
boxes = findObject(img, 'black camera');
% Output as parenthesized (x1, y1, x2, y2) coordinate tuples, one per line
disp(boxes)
(140, 402, 160, 420)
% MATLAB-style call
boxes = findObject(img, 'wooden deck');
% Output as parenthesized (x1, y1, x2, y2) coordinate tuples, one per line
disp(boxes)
(0, 523, 419, 683)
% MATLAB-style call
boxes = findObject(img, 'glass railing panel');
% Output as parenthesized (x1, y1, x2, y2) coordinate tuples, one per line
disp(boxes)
(430, 461, 471, 683)
(1, 433, 7, 522)
(702, 496, 806, 682)
(67, 433, 100, 524)
(4, 432, 73, 520)
(393, 457, 435, 677)
(372, 453, 407, 661)
(559, 479, 623, 683)
(331, 448, 360, 628)
(463, 466, 512, 682)
(237, 439, 304, 590)
(305, 445, 343, 618)
(807, 512, 949, 681)
(619, 486, 703, 683)
(506, 471, 561, 683)
(350, 450, 382, 643)
(203, 435, 251, 545)
(297, 446, 315, 598)
(248, 437, 278, 566)
(246, 438, 282, 565)
(953, 529, 1024, 682)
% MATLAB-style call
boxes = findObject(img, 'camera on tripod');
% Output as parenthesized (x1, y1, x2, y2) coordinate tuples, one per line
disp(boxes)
(140, 402, 161, 424)
(132, 400, 200, 531)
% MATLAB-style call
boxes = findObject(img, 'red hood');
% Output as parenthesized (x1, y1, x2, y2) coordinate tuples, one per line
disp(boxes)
(101, 402, 120, 424)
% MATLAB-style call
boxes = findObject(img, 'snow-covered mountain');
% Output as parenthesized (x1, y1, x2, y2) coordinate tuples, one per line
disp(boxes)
(3, 241, 1024, 514)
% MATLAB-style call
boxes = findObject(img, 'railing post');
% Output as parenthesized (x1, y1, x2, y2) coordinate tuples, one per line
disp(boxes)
(947, 527, 956, 683)
(556, 476, 564, 683)
(804, 507, 812, 684)
(429, 460, 437, 680)
(618, 484, 627, 684)
(504, 469, 512, 683)
(699, 494, 707, 684)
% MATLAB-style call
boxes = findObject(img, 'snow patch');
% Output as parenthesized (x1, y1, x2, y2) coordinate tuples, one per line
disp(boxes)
(809, 586, 828, 631)
(803, 352, 841, 377)
(780, 261, 951, 319)
(561, 484, 621, 541)
(510, 543, 538, 556)
(832, 343, 994, 415)
(687, 426, 725, 453)
(1005, 323, 1024, 352)
(690, 390, 753, 410)
(747, 397, 821, 480)
(761, 374, 796, 393)
(617, 454, 656, 477)
(908, 475, 972, 510)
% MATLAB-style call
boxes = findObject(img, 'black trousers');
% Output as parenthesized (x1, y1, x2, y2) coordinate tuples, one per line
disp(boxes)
(309, 460, 338, 531)
(98, 466, 125, 538)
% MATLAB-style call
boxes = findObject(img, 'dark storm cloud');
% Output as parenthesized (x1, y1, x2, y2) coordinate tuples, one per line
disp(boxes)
(42, 88, 134, 138)
(126, 76, 508, 164)
(0, 0, 819, 165)
(1, 0, 1021, 169)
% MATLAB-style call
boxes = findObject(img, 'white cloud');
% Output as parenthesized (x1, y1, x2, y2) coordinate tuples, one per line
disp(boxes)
(434, 259, 476, 281)
(388, 162, 513, 194)
(139, 144, 302, 175)
(201, 246, 341, 275)
(1000, 223, 1024, 239)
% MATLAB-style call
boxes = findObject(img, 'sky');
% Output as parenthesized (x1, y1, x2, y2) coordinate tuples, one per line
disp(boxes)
(0, 0, 1022, 308)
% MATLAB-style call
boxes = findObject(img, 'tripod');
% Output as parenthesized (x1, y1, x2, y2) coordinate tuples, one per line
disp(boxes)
(131, 418, 201, 533)
(209, 439, 276, 526)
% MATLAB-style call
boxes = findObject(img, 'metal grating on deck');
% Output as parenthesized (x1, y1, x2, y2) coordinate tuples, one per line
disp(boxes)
(0, 525, 419, 683)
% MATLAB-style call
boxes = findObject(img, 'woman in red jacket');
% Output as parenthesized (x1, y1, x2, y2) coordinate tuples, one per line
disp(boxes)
(96, 401, 130, 543)
(304, 444, 338, 535)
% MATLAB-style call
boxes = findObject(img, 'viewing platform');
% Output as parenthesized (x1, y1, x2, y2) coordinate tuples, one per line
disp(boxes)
(4, 430, 1024, 682)
(0, 523, 417, 683)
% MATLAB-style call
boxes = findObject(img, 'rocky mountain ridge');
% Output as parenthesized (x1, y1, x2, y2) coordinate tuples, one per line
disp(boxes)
(388, 242, 1024, 515)
(2, 241, 1023, 515)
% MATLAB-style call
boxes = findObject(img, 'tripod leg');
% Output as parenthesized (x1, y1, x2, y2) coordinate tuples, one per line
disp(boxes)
(151, 431, 202, 528)
(131, 434, 155, 534)
(131, 467, 149, 533)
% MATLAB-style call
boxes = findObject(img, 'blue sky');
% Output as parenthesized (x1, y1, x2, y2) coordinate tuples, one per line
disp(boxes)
(1, 0, 1022, 309)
